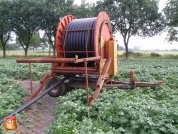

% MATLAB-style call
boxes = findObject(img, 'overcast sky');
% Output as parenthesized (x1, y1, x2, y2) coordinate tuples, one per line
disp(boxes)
(74, 0, 178, 50)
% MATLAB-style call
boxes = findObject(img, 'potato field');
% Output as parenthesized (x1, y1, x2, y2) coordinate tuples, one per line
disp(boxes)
(0, 58, 178, 134)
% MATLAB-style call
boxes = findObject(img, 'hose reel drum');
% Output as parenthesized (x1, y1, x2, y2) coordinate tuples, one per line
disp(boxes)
(55, 11, 115, 69)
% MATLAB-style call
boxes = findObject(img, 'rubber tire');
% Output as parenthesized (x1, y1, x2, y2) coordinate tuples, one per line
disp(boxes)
(45, 77, 66, 97)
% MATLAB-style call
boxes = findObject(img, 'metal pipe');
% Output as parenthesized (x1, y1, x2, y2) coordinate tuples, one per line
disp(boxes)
(85, 29, 90, 58)
(67, 83, 134, 89)
(16, 56, 101, 64)
(75, 56, 101, 63)
(52, 66, 97, 71)
(0, 76, 70, 124)
(29, 63, 33, 94)
(66, 82, 162, 89)
(63, 30, 68, 58)
(26, 73, 52, 101)
(16, 57, 77, 63)
(52, 69, 98, 74)
(84, 59, 89, 105)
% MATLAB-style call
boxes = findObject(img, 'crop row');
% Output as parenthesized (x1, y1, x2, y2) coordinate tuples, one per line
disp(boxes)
(46, 59, 178, 134)
(0, 58, 49, 133)
(0, 58, 51, 80)
(0, 73, 28, 120)
(0, 58, 50, 118)
(0, 58, 178, 133)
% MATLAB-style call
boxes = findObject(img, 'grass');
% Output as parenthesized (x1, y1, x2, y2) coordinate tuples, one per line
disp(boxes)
(118, 50, 178, 59)
(1, 50, 178, 59)
(0, 50, 53, 57)
(154, 51, 178, 55)
(118, 50, 178, 55)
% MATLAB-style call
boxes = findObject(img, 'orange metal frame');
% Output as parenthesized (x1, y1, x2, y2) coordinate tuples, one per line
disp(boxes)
(16, 11, 117, 104)
(56, 15, 75, 58)
(15, 11, 163, 106)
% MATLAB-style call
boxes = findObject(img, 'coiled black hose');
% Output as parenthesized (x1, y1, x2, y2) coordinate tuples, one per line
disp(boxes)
(62, 18, 96, 66)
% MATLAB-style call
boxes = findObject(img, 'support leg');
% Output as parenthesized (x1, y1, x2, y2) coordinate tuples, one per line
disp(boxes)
(89, 58, 111, 106)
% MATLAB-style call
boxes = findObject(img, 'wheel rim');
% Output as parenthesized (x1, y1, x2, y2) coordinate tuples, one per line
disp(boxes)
(50, 83, 60, 93)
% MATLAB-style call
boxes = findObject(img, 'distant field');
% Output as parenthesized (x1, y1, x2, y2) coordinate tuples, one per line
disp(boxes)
(0, 50, 53, 57)
(118, 50, 178, 55)
(153, 51, 178, 55)
(0, 50, 178, 58)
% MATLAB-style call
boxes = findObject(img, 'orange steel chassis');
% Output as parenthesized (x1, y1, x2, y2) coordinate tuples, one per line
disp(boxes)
(17, 56, 163, 106)
(17, 56, 112, 105)
(16, 12, 163, 105)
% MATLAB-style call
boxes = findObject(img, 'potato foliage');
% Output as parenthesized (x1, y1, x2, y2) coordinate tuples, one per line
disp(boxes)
(47, 59, 178, 134)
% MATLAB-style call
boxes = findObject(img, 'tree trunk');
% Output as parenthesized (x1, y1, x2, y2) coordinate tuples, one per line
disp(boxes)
(122, 32, 131, 59)
(25, 44, 30, 57)
(0, 34, 6, 57)
(49, 40, 55, 57)
(52, 43, 55, 57)
(19, 42, 28, 57)
(124, 42, 129, 59)
(123, 37, 129, 59)
(2, 43, 6, 58)
(25, 48, 28, 57)
(0, 34, 10, 57)
(48, 44, 51, 55)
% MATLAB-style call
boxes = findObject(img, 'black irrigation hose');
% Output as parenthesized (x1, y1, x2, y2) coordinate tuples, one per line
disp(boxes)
(63, 17, 96, 59)
(0, 76, 70, 124)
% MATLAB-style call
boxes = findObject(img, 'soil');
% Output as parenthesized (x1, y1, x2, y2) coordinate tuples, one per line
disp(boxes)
(16, 80, 57, 134)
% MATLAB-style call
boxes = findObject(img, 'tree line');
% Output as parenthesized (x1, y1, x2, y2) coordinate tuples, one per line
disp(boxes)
(0, 0, 177, 58)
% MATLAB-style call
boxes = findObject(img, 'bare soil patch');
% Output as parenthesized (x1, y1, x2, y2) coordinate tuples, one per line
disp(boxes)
(16, 80, 56, 134)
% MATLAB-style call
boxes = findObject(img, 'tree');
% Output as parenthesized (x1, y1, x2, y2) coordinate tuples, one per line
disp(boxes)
(96, 0, 164, 58)
(6, 43, 19, 50)
(0, 0, 14, 57)
(39, 0, 97, 56)
(73, 0, 96, 18)
(16, 32, 41, 52)
(40, 0, 76, 56)
(166, 28, 178, 42)
(118, 45, 124, 50)
(40, 1, 59, 56)
(12, 0, 43, 57)
(29, 32, 41, 51)
(164, 0, 178, 42)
